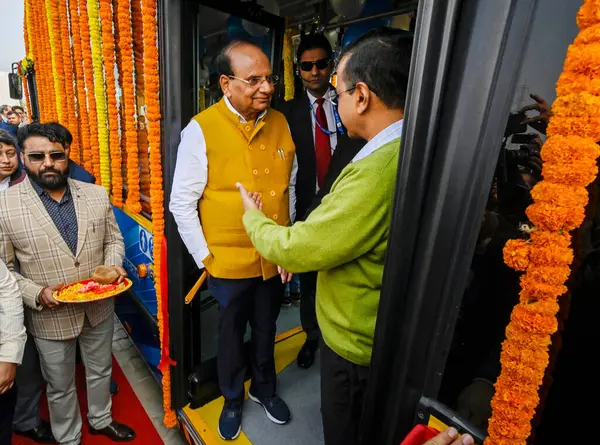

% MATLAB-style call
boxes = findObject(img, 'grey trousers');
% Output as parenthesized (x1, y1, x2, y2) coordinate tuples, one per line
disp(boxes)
(13, 335, 44, 431)
(34, 315, 114, 445)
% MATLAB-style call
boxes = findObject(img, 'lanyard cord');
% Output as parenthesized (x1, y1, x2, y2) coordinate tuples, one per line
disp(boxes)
(308, 99, 346, 136)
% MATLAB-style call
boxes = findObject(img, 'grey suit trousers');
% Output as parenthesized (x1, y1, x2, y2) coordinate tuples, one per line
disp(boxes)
(13, 335, 44, 432)
(34, 315, 114, 445)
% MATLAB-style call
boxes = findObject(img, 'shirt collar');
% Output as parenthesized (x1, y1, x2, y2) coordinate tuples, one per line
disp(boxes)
(352, 119, 403, 163)
(31, 179, 72, 201)
(306, 86, 334, 106)
(0, 176, 9, 191)
(224, 96, 267, 124)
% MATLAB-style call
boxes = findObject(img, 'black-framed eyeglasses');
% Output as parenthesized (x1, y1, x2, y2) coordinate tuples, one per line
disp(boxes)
(330, 86, 357, 105)
(299, 58, 331, 72)
(228, 75, 279, 88)
(27, 151, 67, 163)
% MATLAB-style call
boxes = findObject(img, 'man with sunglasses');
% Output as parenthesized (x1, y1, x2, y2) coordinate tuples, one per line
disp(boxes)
(0, 123, 135, 444)
(237, 28, 411, 445)
(170, 40, 295, 440)
(278, 33, 364, 370)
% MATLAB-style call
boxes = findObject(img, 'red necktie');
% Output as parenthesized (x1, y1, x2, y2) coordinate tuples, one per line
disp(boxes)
(314, 97, 332, 188)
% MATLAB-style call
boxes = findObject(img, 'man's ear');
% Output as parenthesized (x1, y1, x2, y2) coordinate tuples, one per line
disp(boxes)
(220, 75, 232, 98)
(354, 82, 370, 116)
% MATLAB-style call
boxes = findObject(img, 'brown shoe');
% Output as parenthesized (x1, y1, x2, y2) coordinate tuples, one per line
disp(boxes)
(89, 421, 136, 442)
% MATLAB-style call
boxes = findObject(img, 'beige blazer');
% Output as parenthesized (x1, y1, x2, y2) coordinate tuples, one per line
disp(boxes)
(0, 177, 125, 341)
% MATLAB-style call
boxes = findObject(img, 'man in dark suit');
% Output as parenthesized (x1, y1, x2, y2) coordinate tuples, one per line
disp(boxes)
(279, 33, 364, 369)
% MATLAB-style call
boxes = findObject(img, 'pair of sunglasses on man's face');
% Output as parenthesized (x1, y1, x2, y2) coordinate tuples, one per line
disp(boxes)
(27, 152, 67, 163)
(299, 58, 331, 72)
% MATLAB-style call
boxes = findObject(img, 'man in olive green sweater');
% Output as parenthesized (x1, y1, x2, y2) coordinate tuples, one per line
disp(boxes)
(237, 29, 411, 445)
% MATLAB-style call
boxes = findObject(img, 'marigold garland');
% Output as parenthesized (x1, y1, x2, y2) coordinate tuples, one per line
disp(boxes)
(487, 1, 600, 443)
(78, 0, 99, 176)
(141, 0, 176, 427)
(45, 0, 65, 123)
(70, 0, 93, 171)
(87, 0, 111, 191)
(59, 0, 81, 162)
(119, 0, 142, 214)
(39, 0, 58, 122)
(283, 28, 295, 101)
(98, 0, 123, 207)
(132, 0, 150, 213)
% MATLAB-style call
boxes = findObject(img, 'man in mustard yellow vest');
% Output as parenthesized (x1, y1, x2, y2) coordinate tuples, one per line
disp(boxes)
(169, 40, 296, 440)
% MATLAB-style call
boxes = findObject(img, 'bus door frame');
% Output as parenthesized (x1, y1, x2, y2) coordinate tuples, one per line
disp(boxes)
(160, 0, 285, 411)
(358, 0, 538, 444)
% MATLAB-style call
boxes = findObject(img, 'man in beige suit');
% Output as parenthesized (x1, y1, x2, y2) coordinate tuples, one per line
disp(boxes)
(0, 123, 135, 445)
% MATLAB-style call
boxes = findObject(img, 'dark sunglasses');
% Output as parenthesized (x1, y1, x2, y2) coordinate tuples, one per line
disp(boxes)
(27, 151, 67, 163)
(299, 58, 331, 72)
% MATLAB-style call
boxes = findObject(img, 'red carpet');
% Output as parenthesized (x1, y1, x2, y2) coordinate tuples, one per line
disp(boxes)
(13, 357, 163, 445)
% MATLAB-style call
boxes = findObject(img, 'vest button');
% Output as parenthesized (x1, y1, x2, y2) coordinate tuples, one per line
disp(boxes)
(260, 144, 266, 150)
(264, 168, 270, 174)
(270, 190, 276, 197)
(253, 169, 259, 175)
(245, 125, 251, 131)
(248, 145, 253, 151)
(273, 214, 279, 220)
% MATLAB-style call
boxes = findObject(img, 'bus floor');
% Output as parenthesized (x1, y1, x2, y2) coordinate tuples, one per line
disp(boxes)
(181, 330, 325, 445)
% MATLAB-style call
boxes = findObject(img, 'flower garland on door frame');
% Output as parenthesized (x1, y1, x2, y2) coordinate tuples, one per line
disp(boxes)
(22, 1, 33, 117)
(45, 0, 65, 123)
(78, 0, 100, 177)
(87, 0, 111, 191)
(118, 0, 142, 214)
(59, 0, 81, 163)
(141, 0, 177, 427)
(486, 2, 600, 444)
(40, 0, 57, 122)
(99, 0, 123, 207)
(70, 0, 93, 170)
(283, 28, 295, 101)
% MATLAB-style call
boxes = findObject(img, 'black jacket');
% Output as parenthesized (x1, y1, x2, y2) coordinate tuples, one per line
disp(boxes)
(278, 92, 364, 221)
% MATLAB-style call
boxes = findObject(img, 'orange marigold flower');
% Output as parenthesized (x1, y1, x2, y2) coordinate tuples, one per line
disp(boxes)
(530, 182, 589, 208)
(563, 43, 600, 78)
(577, 0, 600, 31)
(541, 135, 600, 165)
(574, 22, 600, 44)
(557, 71, 600, 96)
(505, 324, 552, 349)
(501, 340, 553, 367)
(542, 161, 598, 188)
(510, 304, 558, 336)
(526, 201, 585, 231)
(551, 92, 600, 118)
(488, 419, 532, 442)
(519, 280, 567, 301)
(503, 239, 530, 271)
(523, 265, 571, 287)
(547, 115, 600, 141)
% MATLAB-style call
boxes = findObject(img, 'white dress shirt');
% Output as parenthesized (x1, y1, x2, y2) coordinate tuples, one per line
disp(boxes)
(169, 97, 298, 269)
(0, 176, 10, 192)
(306, 88, 338, 153)
(0, 257, 26, 365)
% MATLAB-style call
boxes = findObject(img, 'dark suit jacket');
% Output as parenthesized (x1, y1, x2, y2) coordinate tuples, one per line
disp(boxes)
(278, 91, 364, 221)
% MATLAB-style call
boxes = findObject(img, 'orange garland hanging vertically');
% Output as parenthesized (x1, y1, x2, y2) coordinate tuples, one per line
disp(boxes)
(45, 0, 66, 123)
(39, 0, 57, 121)
(99, 0, 123, 207)
(78, 0, 101, 179)
(486, 1, 600, 444)
(59, 0, 81, 162)
(141, 0, 176, 427)
(117, 0, 142, 213)
(69, 0, 93, 170)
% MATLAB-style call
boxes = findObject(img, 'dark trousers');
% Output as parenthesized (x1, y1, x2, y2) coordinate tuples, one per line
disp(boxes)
(0, 385, 17, 445)
(299, 272, 320, 342)
(320, 340, 369, 445)
(208, 275, 284, 406)
(13, 335, 43, 432)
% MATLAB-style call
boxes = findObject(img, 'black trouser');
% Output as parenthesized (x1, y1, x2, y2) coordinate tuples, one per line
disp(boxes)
(208, 275, 284, 406)
(320, 340, 369, 445)
(0, 385, 17, 445)
(13, 335, 43, 432)
(299, 272, 320, 343)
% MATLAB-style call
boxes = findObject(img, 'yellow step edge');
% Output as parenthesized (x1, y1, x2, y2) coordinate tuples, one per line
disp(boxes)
(182, 328, 306, 445)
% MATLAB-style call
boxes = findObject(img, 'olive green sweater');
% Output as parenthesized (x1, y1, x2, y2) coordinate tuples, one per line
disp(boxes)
(243, 138, 399, 366)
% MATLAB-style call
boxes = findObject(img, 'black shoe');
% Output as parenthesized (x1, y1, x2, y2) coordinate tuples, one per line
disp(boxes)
(290, 292, 301, 304)
(89, 421, 136, 442)
(14, 421, 55, 444)
(248, 392, 291, 424)
(281, 295, 292, 307)
(297, 340, 318, 369)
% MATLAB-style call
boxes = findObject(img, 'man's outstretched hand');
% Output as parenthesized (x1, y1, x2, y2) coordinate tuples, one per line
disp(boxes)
(236, 182, 263, 212)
